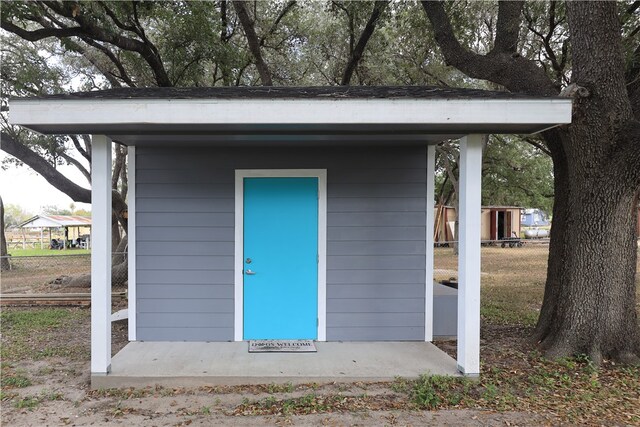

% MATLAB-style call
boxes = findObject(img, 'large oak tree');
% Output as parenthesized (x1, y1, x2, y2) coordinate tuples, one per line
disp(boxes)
(422, 0, 640, 363)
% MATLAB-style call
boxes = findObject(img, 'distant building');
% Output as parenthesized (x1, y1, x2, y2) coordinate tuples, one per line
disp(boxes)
(434, 205, 523, 243)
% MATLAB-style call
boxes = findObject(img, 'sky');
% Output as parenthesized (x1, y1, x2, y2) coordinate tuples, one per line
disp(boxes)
(0, 151, 91, 215)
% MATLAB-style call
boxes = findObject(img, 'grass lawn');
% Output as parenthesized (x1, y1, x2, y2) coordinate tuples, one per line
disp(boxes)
(6, 248, 91, 257)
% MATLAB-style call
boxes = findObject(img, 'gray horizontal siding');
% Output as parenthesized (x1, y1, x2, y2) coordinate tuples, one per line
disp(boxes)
(328, 212, 424, 226)
(327, 313, 425, 327)
(329, 197, 425, 212)
(327, 226, 426, 241)
(138, 284, 233, 299)
(138, 298, 234, 313)
(327, 284, 424, 299)
(329, 183, 426, 198)
(138, 270, 233, 285)
(138, 255, 233, 270)
(328, 270, 424, 284)
(328, 168, 425, 183)
(137, 241, 234, 256)
(137, 327, 233, 342)
(327, 255, 423, 270)
(328, 241, 425, 256)
(137, 183, 233, 198)
(138, 312, 233, 328)
(137, 198, 234, 213)
(328, 298, 424, 313)
(328, 327, 424, 341)
(136, 146, 426, 342)
(137, 227, 234, 242)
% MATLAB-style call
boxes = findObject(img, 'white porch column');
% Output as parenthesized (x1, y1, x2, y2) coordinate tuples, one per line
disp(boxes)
(457, 134, 483, 376)
(91, 135, 112, 375)
(127, 146, 137, 341)
(425, 145, 436, 342)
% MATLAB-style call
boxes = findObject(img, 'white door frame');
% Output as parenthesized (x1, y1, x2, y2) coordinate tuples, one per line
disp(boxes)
(234, 169, 327, 342)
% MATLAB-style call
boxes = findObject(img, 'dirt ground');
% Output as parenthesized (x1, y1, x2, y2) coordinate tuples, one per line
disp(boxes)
(2, 246, 639, 426)
(1, 310, 557, 427)
(4, 307, 638, 426)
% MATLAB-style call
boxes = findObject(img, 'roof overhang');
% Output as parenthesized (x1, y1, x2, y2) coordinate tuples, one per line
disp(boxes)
(9, 97, 572, 146)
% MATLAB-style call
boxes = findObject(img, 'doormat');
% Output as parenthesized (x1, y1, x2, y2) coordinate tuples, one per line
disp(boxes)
(248, 340, 317, 353)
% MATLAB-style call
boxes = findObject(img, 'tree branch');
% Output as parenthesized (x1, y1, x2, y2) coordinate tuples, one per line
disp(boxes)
(493, 1, 524, 54)
(522, 136, 552, 156)
(0, 19, 83, 41)
(421, 0, 557, 96)
(70, 135, 91, 162)
(100, 2, 137, 33)
(61, 38, 122, 88)
(1, 131, 91, 202)
(78, 38, 136, 87)
(38, 1, 171, 86)
(112, 145, 125, 190)
(341, 1, 388, 85)
(59, 151, 91, 183)
(233, 0, 273, 86)
(259, 0, 296, 47)
(1, 131, 128, 227)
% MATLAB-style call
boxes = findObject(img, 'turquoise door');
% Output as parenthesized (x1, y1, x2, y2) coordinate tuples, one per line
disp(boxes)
(243, 177, 318, 339)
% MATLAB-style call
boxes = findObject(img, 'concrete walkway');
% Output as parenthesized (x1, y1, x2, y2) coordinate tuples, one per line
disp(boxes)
(93, 341, 460, 389)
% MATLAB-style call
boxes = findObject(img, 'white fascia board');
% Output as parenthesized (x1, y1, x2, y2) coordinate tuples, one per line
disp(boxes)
(10, 98, 572, 127)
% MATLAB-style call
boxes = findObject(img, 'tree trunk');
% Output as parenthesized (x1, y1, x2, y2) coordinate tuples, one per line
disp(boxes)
(532, 129, 569, 343)
(340, 1, 388, 85)
(60, 261, 128, 288)
(534, 3, 640, 363)
(0, 196, 10, 271)
(233, 0, 273, 86)
(536, 166, 640, 363)
(57, 236, 129, 288)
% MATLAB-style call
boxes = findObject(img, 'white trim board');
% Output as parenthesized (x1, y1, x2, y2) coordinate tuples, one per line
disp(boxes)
(127, 146, 136, 341)
(425, 145, 436, 342)
(234, 169, 328, 342)
(11, 98, 572, 129)
(90, 135, 112, 375)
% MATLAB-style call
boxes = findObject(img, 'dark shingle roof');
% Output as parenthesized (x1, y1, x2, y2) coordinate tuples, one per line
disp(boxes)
(30, 86, 552, 100)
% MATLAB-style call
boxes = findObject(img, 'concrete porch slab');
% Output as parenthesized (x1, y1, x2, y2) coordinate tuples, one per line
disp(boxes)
(92, 341, 460, 389)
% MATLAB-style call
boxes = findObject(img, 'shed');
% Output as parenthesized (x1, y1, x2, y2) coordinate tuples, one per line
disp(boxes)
(9, 86, 572, 387)
(484, 206, 523, 241)
(18, 215, 91, 249)
(434, 205, 523, 244)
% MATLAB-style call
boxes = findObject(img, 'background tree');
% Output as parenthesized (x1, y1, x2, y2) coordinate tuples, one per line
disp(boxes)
(2, 203, 33, 229)
(1, 197, 10, 271)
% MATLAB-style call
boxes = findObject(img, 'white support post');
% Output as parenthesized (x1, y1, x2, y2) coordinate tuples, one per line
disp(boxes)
(457, 134, 483, 376)
(425, 145, 436, 342)
(127, 146, 137, 341)
(91, 135, 112, 375)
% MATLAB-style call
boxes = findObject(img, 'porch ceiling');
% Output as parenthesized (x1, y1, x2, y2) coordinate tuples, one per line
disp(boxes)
(9, 86, 572, 147)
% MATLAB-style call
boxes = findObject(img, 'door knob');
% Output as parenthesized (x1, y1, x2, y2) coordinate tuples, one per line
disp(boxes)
(245, 269, 256, 275)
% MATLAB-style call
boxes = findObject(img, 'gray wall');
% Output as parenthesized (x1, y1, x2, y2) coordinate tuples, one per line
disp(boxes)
(136, 146, 427, 341)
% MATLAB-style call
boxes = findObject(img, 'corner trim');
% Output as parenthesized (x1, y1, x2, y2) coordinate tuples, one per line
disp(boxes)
(127, 146, 136, 341)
